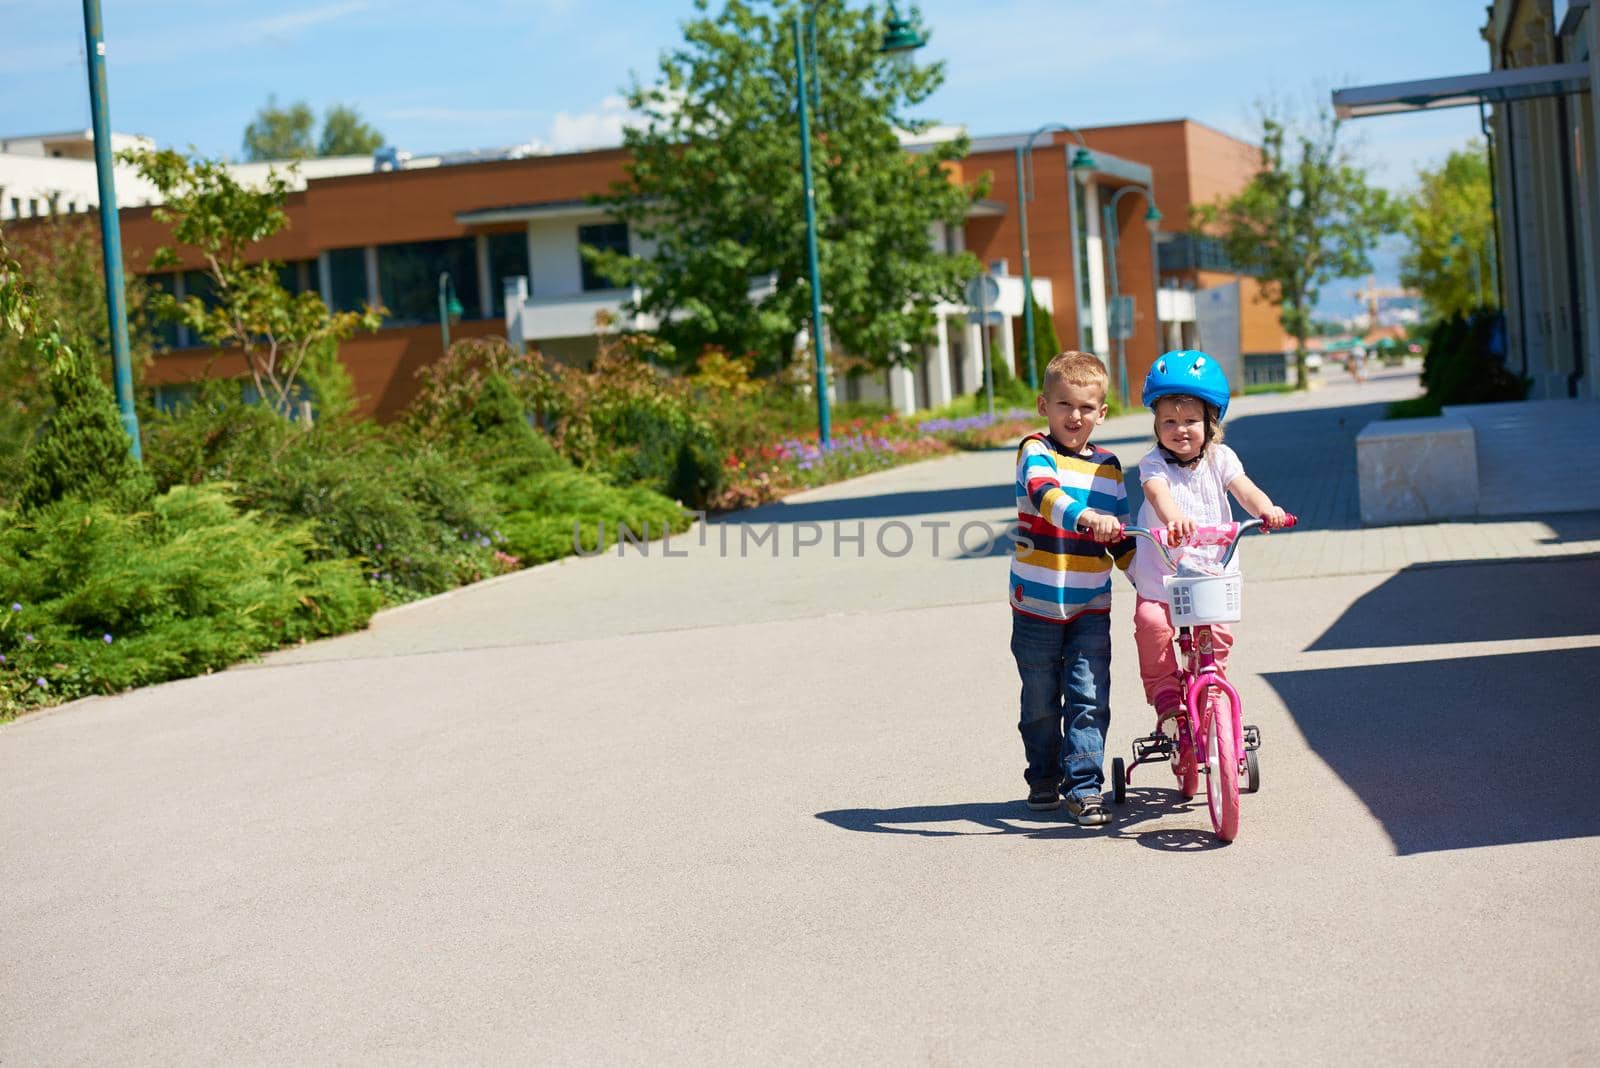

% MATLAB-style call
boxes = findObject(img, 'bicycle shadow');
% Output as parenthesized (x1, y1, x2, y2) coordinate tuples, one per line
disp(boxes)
(814, 786, 1225, 851)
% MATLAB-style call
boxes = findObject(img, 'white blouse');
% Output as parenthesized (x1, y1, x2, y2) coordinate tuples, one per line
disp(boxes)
(1130, 443, 1245, 603)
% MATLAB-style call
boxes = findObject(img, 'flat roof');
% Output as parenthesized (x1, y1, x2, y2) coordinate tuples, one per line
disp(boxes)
(1333, 62, 1592, 118)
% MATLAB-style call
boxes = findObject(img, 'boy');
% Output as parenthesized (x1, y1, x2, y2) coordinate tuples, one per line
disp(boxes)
(1009, 352, 1132, 826)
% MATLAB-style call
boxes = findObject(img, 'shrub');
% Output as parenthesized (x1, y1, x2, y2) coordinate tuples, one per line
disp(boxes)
(494, 469, 692, 565)
(18, 347, 153, 513)
(0, 486, 379, 718)
(1420, 309, 1525, 407)
(540, 338, 726, 509)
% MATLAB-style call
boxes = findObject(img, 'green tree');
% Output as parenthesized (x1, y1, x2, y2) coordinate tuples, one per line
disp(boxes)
(242, 96, 315, 161)
(1400, 142, 1494, 318)
(317, 103, 386, 157)
(1197, 104, 1398, 389)
(591, 0, 980, 375)
(242, 98, 385, 161)
(121, 147, 382, 416)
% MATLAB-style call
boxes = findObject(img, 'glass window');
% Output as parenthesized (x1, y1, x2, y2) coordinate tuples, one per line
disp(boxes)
(376, 238, 481, 325)
(275, 259, 317, 296)
(145, 272, 182, 350)
(1075, 183, 1092, 307)
(578, 222, 629, 292)
(327, 247, 368, 313)
(486, 231, 530, 316)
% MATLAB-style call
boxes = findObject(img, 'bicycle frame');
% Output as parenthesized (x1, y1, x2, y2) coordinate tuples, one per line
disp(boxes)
(1112, 516, 1293, 837)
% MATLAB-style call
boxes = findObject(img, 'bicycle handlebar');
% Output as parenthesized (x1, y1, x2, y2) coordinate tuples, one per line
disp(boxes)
(1118, 514, 1298, 572)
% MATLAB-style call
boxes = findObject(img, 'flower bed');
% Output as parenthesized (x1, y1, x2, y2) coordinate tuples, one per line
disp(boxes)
(917, 407, 1038, 450)
(712, 415, 949, 511)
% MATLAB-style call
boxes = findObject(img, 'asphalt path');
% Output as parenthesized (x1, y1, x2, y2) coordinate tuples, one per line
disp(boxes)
(4, 369, 1599, 1063)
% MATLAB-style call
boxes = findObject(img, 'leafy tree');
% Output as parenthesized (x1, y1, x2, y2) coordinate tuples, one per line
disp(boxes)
(242, 96, 315, 161)
(1400, 142, 1494, 318)
(242, 98, 385, 161)
(1197, 104, 1399, 389)
(318, 103, 386, 157)
(591, 0, 980, 375)
(121, 147, 382, 416)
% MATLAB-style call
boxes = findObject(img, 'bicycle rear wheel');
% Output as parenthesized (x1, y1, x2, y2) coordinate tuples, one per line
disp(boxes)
(1205, 695, 1241, 842)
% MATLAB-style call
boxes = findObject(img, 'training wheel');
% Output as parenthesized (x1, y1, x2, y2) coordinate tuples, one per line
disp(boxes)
(1245, 749, 1260, 793)
(1111, 758, 1126, 805)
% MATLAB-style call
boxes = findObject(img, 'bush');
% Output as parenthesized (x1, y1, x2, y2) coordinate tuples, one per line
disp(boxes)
(494, 469, 692, 565)
(540, 338, 726, 509)
(18, 348, 153, 513)
(1420, 309, 1525, 407)
(145, 394, 507, 601)
(0, 486, 379, 718)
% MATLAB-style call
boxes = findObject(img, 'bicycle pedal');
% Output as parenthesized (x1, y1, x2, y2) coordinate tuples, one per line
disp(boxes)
(1132, 734, 1174, 762)
(1243, 725, 1261, 751)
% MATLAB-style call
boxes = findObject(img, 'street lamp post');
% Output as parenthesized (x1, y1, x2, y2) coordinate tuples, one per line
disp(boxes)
(437, 271, 464, 351)
(81, 0, 141, 460)
(1015, 126, 1096, 390)
(792, 3, 924, 445)
(1101, 185, 1162, 407)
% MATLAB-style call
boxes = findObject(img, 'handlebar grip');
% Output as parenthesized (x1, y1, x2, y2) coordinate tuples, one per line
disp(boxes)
(1259, 513, 1298, 530)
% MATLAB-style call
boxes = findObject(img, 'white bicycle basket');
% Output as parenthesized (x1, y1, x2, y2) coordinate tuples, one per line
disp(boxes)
(1164, 570, 1243, 625)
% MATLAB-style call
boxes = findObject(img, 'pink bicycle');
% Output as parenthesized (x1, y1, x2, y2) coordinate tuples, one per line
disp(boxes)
(1109, 515, 1297, 842)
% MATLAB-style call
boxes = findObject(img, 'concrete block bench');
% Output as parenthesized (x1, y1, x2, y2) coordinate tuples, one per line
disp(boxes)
(1356, 414, 1478, 525)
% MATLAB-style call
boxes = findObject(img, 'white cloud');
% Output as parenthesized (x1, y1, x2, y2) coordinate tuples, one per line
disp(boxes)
(545, 94, 632, 151)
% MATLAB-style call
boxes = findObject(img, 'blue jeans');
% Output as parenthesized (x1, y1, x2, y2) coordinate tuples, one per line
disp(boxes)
(1010, 610, 1112, 800)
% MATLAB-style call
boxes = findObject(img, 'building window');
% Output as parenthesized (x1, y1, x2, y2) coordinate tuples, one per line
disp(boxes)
(275, 259, 318, 296)
(327, 247, 368, 313)
(486, 231, 530, 316)
(376, 237, 481, 325)
(145, 272, 182, 350)
(578, 222, 629, 292)
(27, 198, 39, 217)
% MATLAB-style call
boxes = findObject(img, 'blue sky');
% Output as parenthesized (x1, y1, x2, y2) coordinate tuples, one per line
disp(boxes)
(4, 0, 1488, 311)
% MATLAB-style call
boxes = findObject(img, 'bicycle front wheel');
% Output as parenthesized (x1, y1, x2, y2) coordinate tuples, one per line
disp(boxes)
(1205, 695, 1241, 842)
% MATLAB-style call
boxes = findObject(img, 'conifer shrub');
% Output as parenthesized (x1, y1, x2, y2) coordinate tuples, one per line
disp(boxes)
(494, 469, 692, 566)
(0, 486, 378, 719)
(18, 347, 153, 513)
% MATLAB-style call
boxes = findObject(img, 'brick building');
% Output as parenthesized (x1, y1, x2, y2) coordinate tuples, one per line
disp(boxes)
(23, 117, 1278, 420)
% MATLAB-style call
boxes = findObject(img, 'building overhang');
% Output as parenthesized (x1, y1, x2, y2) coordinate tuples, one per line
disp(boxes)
(456, 199, 610, 225)
(1333, 62, 1592, 118)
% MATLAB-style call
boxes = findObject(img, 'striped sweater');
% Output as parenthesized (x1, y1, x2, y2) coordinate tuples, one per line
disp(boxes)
(1010, 431, 1134, 622)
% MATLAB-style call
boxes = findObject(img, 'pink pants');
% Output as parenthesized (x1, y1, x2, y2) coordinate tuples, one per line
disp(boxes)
(1133, 595, 1233, 714)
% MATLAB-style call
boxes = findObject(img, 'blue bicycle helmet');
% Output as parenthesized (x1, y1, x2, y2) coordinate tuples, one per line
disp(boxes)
(1142, 349, 1231, 420)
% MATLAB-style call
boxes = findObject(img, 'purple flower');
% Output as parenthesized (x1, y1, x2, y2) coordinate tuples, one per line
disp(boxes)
(23, 633, 34, 643)
(34, 677, 47, 688)
(102, 633, 113, 645)
(9, 603, 19, 612)
(0, 653, 6, 664)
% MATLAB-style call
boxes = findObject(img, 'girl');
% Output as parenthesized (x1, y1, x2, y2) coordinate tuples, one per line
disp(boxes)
(1130, 350, 1288, 730)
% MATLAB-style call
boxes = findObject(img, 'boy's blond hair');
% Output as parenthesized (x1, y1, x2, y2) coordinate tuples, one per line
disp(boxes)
(1041, 351, 1109, 399)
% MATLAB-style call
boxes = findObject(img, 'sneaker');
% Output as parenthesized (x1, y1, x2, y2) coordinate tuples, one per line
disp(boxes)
(1026, 782, 1061, 811)
(1065, 792, 1112, 827)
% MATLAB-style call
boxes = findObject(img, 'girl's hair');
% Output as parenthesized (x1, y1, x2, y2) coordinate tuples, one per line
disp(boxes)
(1151, 392, 1226, 446)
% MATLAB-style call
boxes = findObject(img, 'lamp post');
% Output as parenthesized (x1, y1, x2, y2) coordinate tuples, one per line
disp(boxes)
(437, 271, 464, 351)
(1015, 126, 1095, 390)
(81, 0, 141, 460)
(1101, 185, 1162, 407)
(793, 3, 924, 445)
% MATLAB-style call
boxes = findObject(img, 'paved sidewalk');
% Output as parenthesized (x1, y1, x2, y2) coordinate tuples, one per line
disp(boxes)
(3, 368, 1598, 1063)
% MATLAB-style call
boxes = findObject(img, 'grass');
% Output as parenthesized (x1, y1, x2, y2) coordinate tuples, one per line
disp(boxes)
(1244, 382, 1297, 396)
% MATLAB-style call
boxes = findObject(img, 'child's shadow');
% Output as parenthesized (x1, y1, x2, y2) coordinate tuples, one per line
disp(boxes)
(815, 786, 1225, 852)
